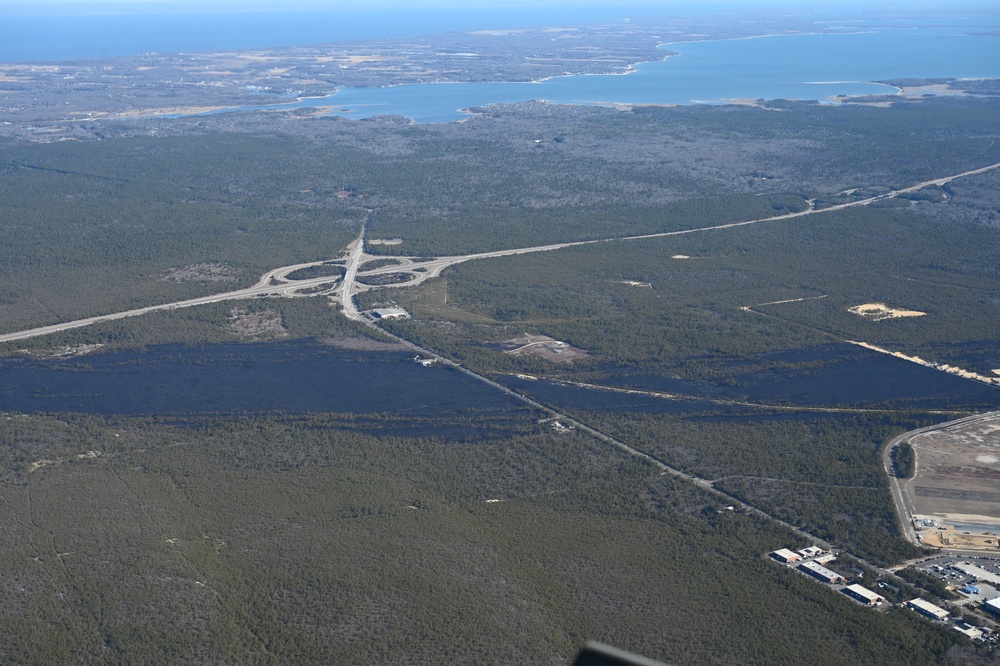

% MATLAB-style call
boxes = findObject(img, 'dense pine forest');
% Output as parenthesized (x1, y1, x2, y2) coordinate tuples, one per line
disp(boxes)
(2, 93, 1000, 663)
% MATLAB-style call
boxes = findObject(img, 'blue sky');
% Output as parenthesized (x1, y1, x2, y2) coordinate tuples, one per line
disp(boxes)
(4, 0, 981, 8)
(3, 0, 995, 16)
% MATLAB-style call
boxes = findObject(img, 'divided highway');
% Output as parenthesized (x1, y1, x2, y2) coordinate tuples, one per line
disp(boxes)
(2, 161, 998, 346)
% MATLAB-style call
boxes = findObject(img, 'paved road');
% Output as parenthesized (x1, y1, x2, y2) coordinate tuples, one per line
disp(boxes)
(354, 160, 1000, 291)
(2, 161, 998, 345)
(5, 163, 998, 603)
(337, 214, 370, 321)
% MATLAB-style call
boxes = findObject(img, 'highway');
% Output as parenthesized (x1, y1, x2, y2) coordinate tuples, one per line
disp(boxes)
(5, 162, 999, 603)
(2, 160, 998, 345)
(336, 215, 370, 321)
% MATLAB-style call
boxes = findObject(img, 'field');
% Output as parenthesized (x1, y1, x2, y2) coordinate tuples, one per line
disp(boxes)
(907, 412, 1000, 550)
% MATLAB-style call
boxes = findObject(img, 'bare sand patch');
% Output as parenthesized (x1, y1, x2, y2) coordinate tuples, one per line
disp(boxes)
(850, 341, 1000, 386)
(495, 333, 588, 363)
(920, 526, 999, 551)
(895, 83, 966, 98)
(849, 302, 925, 321)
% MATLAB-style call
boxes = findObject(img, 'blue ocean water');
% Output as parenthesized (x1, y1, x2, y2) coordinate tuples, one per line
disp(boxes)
(193, 28, 1000, 122)
(0, 6, 652, 62)
(2, 7, 999, 122)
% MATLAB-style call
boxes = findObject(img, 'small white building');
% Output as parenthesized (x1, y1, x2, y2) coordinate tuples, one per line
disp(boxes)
(954, 622, 984, 640)
(370, 307, 410, 320)
(843, 584, 885, 606)
(907, 598, 949, 621)
(798, 546, 824, 558)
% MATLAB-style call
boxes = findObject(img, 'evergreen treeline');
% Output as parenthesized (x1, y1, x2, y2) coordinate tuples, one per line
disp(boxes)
(892, 442, 916, 479)
(0, 411, 967, 664)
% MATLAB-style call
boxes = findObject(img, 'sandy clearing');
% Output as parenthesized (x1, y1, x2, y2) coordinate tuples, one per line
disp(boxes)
(920, 527, 999, 551)
(849, 302, 925, 321)
(848, 340, 1000, 386)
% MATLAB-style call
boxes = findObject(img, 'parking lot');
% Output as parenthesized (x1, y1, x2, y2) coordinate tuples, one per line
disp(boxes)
(908, 554, 1000, 605)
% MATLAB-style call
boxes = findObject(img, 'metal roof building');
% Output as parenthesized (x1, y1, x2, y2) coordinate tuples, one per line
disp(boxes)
(798, 560, 845, 584)
(370, 307, 410, 320)
(843, 584, 886, 606)
(984, 597, 1000, 617)
(771, 548, 802, 563)
(907, 598, 949, 621)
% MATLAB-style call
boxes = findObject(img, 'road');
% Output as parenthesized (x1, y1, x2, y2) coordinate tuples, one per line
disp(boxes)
(354, 159, 1000, 290)
(2, 160, 998, 346)
(6, 162, 999, 603)
(337, 213, 370, 321)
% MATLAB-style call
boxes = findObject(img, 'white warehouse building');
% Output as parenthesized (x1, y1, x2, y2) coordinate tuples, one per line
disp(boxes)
(908, 598, 949, 621)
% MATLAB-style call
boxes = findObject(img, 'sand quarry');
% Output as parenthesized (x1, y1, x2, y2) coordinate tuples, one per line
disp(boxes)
(849, 302, 925, 321)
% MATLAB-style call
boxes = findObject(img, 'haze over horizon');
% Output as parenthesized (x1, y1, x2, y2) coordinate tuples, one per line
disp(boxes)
(3, 0, 996, 12)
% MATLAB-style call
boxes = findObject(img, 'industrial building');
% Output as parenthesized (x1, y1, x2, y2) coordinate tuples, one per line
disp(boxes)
(798, 546, 824, 558)
(771, 548, 802, 564)
(369, 307, 410, 320)
(907, 598, 949, 621)
(798, 560, 846, 585)
(843, 584, 885, 606)
(954, 622, 985, 640)
(984, 597, 1000, 617)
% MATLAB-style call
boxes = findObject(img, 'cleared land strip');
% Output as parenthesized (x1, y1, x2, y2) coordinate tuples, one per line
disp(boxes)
(356, 321, 924, 590)
(504, 375, 969, 416)
(847, 341, 1000, 387)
